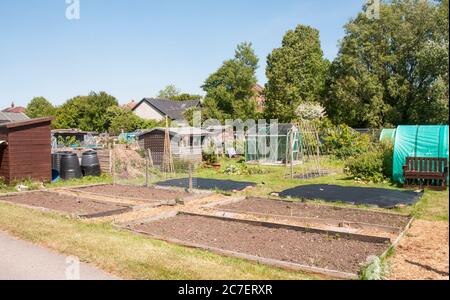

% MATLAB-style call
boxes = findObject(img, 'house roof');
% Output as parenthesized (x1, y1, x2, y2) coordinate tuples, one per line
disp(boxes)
(0, 112, 30, 124)
(125, 100, 137, 110)
(0, 117, 52, 130)
(134, 98, 200, 120)
(2, 106, 26, 113)
(138, 127, 210, 137)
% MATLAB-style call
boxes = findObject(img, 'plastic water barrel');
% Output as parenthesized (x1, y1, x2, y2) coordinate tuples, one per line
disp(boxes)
(51, 151, 71, 181)
(60, 152, 82, 180)
(81, 150, 101, 177)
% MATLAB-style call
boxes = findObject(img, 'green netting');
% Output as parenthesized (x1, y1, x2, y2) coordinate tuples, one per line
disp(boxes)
(393, 125, 449, 183)
(380, 129, 397, 143)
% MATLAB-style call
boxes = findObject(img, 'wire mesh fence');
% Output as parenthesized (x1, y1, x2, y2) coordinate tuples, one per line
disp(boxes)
(111, 142, 199, 190)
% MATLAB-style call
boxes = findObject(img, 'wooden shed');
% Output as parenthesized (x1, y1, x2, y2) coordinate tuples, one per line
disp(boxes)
(138, 127, 209, 166)
(0, 117, 53, 184)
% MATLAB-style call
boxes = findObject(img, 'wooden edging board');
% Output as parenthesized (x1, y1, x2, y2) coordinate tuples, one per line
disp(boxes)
(208, 207, 402, 235)
(177, 211, 391, 244)
(380, 216, 416, 261)
(202, 197, 410, 235)
(250, 197, 411, 218)
(116, 222, 359, 280)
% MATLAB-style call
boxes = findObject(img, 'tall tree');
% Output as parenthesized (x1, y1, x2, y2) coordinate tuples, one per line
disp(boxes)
(264, 25, 329, 122)
(54, 92, 118, 132)
(25, 97, 56, 118)
(202, 42, 259, 121)
(324, 0, 449, 127)
(158, 84, 181, 99)
(158, 84, 203, 101)
(106, 106, 161, 135)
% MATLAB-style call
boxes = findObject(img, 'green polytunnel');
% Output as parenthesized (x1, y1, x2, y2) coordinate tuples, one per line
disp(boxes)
(392, 125, 449, 183)
(380, 128, 397, 143)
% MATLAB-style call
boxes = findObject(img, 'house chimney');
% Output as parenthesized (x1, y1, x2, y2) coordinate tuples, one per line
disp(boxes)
(11, 101, 15, 108)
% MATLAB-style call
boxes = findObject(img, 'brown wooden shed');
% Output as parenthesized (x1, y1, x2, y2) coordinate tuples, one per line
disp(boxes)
(137, 127, 209, 166)
(0, 117, 53, 184)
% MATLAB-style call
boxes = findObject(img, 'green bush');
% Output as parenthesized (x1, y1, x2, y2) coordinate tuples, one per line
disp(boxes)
(0, 177, 7, 190)
(223, 164, 243, 175)
(321, 123, 371, 160)
(202, 152, 219, 164)
(223, 164, 272, 176)
(344, 141, 394, 183)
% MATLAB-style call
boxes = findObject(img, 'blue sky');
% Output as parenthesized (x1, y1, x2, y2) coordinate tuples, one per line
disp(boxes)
(0, 0, 365, 107)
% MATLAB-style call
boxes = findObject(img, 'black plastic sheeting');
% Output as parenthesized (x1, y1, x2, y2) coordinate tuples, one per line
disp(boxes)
(156, 178, 257, 192)
(279, 184, 424, 208)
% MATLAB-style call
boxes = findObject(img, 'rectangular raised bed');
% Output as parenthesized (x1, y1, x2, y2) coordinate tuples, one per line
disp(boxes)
(0, 191, 131, 219)
(209, 197, 412, 234)
(129, 212, 391, 278)
(67, 184, 211, 205)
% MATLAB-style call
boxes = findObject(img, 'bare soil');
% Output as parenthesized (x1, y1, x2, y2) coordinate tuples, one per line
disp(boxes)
(133, 214, 389, 274)
(77, 185, 190, 202)
(388, 220, 449, 280)
(219, 198, 410, 230)
(0, 192, 128, 216)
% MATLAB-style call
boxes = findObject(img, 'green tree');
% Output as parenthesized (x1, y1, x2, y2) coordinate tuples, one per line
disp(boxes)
(25, 97, 56, 118)
(106, 106, 162, 135)
(158, 84, 203, 101)
(202, 42, 259, 121)
(171, 93, 203, 101)
(54, 92, 118, 132)
(264, 25, 329, 122)
(158, 85, 180, 99)
(324, 0, 449, 127)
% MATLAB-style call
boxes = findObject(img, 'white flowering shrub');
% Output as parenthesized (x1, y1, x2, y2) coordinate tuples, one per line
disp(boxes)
(295, 102, 327, 121)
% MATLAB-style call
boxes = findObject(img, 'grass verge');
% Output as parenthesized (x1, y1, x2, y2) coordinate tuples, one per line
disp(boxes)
(0, 202, 317, 280)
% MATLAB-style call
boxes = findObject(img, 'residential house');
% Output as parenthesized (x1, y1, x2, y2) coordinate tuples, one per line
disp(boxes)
(124, 100, 137, 110)
(132, 98, 200, 123)
(253, 84, 266, 113)
(2, 102, 26, 114)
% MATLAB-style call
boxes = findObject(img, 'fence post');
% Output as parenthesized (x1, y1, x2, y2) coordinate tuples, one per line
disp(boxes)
(290, 130, 294, 179)
(188, 163, 193, 193)
(112, 140, 116, 186)
(145, 151, 149, 187)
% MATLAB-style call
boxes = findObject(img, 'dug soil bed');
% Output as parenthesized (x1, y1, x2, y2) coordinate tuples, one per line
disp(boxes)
(219, 198, 410, 230)
(75, 184, 190, 202)
(0, 192, 130, 218)
(133, 214, 389, 274)
(387, 220, 449, 280)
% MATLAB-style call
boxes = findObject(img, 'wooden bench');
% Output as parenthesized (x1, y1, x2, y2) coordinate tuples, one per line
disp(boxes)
(403, 157, 448, 191)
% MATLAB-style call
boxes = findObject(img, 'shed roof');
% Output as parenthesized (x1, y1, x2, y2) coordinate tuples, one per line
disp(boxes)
(134, 98, 200, 120)
(0, 117, 53, 130)
(138, 127, 210, 137)
(247, 123, 298, 136)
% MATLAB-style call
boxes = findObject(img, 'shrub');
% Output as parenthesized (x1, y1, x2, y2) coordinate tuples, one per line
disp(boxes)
(223, 164, 243, 175)
(223, 164, 272, 176)
(202, 152, 219, 165)
(0, 177, 7, 190)
(344, 141, 394, 183)
(321, 124, 371, 160)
